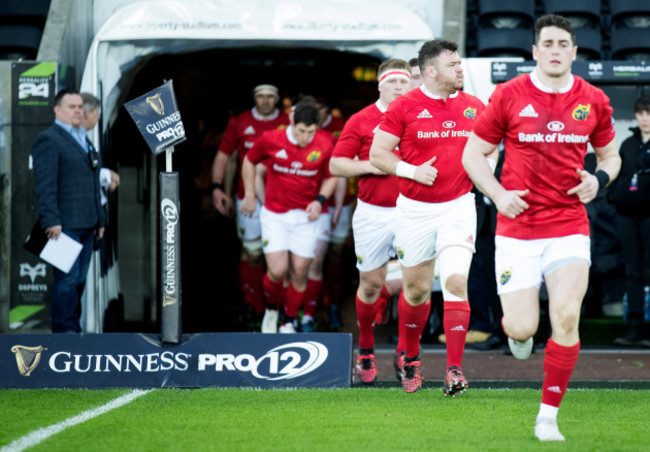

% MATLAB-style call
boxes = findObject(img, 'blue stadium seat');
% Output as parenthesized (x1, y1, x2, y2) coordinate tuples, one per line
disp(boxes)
(610, 0, 650, 28)
(476, 28, 533, 58)
(574, 27, 602, 61)
(0, 1, 51, 18)
(0, 25, 42, 60)
(609, 0, 650, 60)
(610, 27, 650, 61)
(0, 1, 50, 60)
(477, 0, 535, 29)
(543, 0, 601, 28)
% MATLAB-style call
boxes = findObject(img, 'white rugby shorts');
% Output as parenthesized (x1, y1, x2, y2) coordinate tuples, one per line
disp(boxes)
(260, 207, 321, 258)
(235, 198, 262, 241)
(495, 234, 591, 294)
(352, 199, 397, 272)
(394, 192, 476, 268)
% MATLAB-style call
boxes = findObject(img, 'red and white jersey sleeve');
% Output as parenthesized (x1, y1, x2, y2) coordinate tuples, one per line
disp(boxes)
(380, 88, 485, 203)
(247, 128, 334, 213)
(473, 74, 616, 239)
(333, 102, 399, 207)
(219, 108, 290, 199)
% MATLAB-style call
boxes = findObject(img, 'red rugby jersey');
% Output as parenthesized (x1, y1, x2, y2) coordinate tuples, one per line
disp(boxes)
(380, 87, 485, 203)
(219, 108, 290, 199)
(247, 127, 333, 213)
(333, 100, 399, 207)
(472, 72, 615, 239)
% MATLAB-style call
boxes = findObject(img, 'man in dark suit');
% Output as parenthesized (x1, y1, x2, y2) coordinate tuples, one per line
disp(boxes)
(32, 90, 105, 333)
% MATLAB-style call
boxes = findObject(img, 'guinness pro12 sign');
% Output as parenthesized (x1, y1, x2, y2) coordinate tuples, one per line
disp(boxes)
(124, 80, 186, 155)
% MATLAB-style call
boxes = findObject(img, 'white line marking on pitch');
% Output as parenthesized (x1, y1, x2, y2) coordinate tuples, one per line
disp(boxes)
(1, 389, 153, 452)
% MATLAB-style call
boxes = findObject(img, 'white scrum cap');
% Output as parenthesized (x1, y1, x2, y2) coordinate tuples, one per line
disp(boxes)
(253, 84, 279, 98)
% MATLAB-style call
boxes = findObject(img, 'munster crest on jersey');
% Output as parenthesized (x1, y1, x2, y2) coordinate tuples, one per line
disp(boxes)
(306, 150, 321, 162)
(463, 107, 477, 119)
(572, 104, 591, 121)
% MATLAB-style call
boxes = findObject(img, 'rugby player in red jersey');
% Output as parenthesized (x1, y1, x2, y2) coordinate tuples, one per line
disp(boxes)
(211, 84, 290, 328)
(370, 40, 494, 394)
(462, 15, 620, 441)
(301, 97, 349, 333)
(240, 99, 336, 333)
(330, 58, 412, 384)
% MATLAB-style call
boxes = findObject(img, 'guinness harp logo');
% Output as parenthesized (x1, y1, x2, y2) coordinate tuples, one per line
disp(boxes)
(146, 93, 165, 115)
(11, 345, 47, 376)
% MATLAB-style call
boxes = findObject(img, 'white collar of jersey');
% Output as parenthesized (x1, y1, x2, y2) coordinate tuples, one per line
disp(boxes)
(529, 68, 574, 94)
(285, 125, 315, 147)
(252, 107, 280, 121)
(375, 99, 388, 113)
(419, 85, 459, 100)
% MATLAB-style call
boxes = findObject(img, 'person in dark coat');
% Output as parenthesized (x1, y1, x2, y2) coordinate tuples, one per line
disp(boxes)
(32, 89, 105, 333)
(609, 95, 650, 347)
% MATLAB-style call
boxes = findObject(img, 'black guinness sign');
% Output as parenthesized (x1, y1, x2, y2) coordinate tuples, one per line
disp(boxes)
(124, 80, 186, 155)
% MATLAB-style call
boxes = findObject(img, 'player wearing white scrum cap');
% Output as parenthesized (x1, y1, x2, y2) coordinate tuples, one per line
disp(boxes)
(211, 83, 289, 331)
(252, 84, 279, 98)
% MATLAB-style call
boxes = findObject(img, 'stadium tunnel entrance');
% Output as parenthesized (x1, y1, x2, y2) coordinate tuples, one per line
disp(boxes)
(108, 46, 383, 333)
(80, 0, 433, 333)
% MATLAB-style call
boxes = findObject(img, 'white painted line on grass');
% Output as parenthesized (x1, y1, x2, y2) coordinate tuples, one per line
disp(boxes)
(1, 389, 153, 452)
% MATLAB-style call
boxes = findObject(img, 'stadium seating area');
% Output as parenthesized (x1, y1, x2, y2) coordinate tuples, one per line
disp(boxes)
(467, 0, 650, 60)
(0, 1, 51, 60)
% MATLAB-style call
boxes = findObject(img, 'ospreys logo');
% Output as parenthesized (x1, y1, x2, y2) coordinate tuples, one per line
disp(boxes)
(306, 150, 321, 162)
(499, 269, 512, 285)
(11, 345, 47, 376)
(396, 247, 405, 260)
(146, 92, 165, 116)
(20, 263, 46, 283)
(463, 107, 477, 119)
(572, 104, 590, 121)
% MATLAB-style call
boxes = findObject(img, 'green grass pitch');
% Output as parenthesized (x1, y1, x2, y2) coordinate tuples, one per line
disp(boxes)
(1, 388, 647, 451)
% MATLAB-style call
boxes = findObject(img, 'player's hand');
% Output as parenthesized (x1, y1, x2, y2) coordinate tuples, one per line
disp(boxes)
(238, 195, 256, 217)
(494, 189, 529, 219)
(97, 227, 105, 240)
(45, 225, 62, 240)
(413, 156, 438, 186)
(108, 170, 120, 192)
(567, 168, 598, 204)
(306, 201, 323, 221)
(213, 188, 234, 217)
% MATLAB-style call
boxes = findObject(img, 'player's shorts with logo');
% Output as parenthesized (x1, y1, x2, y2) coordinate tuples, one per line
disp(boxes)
(352, 199, 397, 272)
(495, 234, 591, 294)
(260, 207, 321, 258)
(394, 192, 476, 268)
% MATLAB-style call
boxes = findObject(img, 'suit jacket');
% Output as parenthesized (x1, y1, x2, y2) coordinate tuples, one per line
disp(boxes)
(32, 123, 105, 230)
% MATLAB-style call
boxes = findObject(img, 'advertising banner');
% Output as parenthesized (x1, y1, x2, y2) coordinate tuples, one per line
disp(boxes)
(159, 173, 182, 343)
(124, 80, 186, 155)
(491, 60, 650, 84)
(0, 333, 353, 389)
(8, 62, 59, 331)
